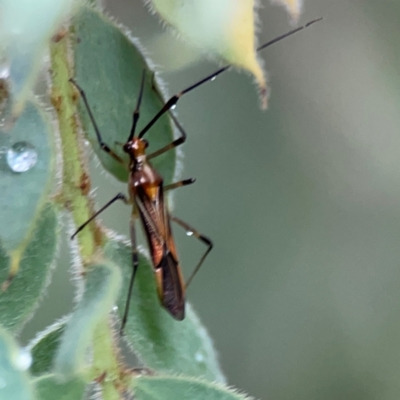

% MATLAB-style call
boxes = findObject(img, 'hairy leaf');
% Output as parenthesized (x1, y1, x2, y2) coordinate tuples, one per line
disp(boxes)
(0, 100, 55, 253)
(133, 375, 252, 400)
(72, 6, 177, 183)
(0, 325, 35, 400)
(34, 374, 86, 400)
(0, 203, 58, 332)
(0, 0, 81, 115)
(105, 238, 225, 383)
(27, 317, 67, 376)
(148, 0, 267, 107)
(54, 261, 121, 379)
(271, 0, 302, 22)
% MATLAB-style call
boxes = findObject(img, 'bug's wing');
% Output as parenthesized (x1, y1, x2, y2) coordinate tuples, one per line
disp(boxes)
(155, 249, 185, 320)
(136, 186, 185, 320)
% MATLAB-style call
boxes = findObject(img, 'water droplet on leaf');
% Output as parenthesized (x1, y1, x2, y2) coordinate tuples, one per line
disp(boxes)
(171, 104, 177, 110)
(0, 63, 10, 80)
(6, 141, 37, 172)
(195, 351, 204, 363)
(186, 231, 194, 237)
(211, 76, 217, 82)
(13, 348, 32, 371)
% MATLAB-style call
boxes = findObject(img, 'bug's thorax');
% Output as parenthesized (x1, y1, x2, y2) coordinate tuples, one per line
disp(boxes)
(124, 137, 162, 200)
(123, 137, 147, 161)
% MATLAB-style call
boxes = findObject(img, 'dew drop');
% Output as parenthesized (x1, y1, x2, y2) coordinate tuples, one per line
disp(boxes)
(0, 63, 10, 80)
(171, 104, 177, 110)
(6, 141, 37, 173)
(186, 231, 194, 237)
(113, 306, 118, 311)
(13, 348, 32, 371)
(211, 76, 217, 82)
(195, 351, 204, 363)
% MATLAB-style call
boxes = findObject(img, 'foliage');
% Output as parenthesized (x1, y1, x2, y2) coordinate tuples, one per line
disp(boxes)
(0, 0, 299, 398)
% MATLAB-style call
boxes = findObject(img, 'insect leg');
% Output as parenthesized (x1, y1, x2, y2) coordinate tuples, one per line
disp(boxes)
(138, 68, 225, 140)
(147, 81, 187, 160)
(170, 216, 213, 288)
(164, 178, 196, 192)
(120, 216, 139, 335)
(71, 193, 128, 239)
(69, 78, 124, 164)
(138, 18, 321, 141)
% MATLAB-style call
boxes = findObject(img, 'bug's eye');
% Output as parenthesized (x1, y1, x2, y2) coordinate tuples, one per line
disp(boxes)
(142, 139, 149, 148)
(123, 143, 131, 153)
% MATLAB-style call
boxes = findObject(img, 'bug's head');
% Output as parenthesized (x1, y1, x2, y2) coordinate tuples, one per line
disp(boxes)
(123, 138, 148, 159)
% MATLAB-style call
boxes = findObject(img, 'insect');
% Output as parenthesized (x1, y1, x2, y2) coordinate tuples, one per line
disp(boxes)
(70, 72, 211, 333)
(70, 18, 321, 333)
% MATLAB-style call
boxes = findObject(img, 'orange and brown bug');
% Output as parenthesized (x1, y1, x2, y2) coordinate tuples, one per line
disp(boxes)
(70, 71, 212, 332)
(70, 18, 321, 333)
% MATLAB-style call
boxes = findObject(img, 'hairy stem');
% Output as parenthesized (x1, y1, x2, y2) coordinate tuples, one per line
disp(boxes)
(49, 31, 125, 399)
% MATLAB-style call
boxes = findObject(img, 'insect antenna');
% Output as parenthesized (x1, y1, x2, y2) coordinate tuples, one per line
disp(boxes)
(138, 17, 322, 139)
(128, 69, 146, 141)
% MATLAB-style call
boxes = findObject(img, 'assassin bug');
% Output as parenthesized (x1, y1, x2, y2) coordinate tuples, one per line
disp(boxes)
(70, 18, 321, 333)
(70, 72, 210, 333)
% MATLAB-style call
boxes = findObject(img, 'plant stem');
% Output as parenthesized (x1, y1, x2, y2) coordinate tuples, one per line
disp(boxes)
(49, 34, 101, 261)
(92, 318, 126, 398)
(49, 32, 126, 399)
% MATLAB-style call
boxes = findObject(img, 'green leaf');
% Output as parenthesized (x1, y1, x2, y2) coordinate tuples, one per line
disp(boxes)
(27, 317, 67, 376)
(54, 261, 121, 379)
(34, 374, 86, 400)
(147, 0, 268, 108)
(133, 375, 252, 400)
(71, 6, 177, 183)
(0, 100, 56, 298)
(270, 0, 302, 22)
(0, 100, 55, 253)
(0, 325, 35, 400)
(105, 238, 225, 383)
(0, 0, 81, 116)
(0, 203, 58, 332)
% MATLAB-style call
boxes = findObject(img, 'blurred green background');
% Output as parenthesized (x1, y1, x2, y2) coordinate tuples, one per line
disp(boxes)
(22, 1, 400, 399)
